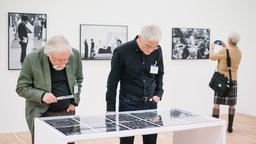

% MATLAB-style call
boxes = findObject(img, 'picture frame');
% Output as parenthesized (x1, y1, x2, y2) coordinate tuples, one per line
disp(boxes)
(172, 27, 210, 60)
(80, 24, 128, 60)
(8, 12, 47, 70)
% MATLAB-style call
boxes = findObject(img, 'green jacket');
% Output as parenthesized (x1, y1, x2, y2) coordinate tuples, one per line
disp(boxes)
(16, 47, 83, 133)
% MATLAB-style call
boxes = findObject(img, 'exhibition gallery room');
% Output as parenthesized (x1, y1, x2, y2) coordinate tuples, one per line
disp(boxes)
(1, 0, 256, 144)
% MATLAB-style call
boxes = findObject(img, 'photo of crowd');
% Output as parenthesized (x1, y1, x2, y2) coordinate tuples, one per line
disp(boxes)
(172, 28, 210, 60)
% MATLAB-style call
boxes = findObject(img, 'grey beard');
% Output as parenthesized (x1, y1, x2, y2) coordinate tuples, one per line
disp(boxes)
(52, 65, 65, 71)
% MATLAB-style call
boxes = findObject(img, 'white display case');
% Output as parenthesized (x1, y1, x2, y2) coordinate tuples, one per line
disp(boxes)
(35, 108, 226, 144)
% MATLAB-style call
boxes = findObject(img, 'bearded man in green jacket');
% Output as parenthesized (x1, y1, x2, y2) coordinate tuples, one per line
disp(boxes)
(16, 35, 83, 144)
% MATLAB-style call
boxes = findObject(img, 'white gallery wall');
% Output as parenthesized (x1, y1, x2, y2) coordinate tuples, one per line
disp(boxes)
(0, 0, 255, 133)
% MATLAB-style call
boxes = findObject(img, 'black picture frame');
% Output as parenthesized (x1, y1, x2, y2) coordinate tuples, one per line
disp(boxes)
(172, 27, 210, 60)
(80, 24, 128, 60)
(8, 12, 47, 70)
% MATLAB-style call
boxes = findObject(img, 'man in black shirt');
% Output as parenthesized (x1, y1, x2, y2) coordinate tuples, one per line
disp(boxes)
(106, 24, 164, 144)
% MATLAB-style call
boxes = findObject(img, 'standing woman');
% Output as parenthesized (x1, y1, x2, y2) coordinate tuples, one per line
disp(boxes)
(210, 32, 242, 133)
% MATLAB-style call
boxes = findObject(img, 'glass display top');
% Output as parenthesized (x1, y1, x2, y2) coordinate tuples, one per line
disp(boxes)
(43, 108, 217, 136)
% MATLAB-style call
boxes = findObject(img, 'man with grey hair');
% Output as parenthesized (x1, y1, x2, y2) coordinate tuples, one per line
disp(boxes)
(106, 24, 164, 144)
(16, 35, 83, 144)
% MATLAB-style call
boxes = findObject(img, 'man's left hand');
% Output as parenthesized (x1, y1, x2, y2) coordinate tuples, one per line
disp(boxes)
(149, 96, 160, 102)
(66, 104, 75, 112)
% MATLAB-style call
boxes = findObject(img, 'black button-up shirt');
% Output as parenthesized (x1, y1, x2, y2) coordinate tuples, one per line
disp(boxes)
(106, 36, 164, 111)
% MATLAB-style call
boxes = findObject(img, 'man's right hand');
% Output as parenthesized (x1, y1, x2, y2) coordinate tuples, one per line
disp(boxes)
(42, 92, 57, 104)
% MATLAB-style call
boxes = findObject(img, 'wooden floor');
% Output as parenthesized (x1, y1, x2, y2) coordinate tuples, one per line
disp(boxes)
(1, 113, 255, 144)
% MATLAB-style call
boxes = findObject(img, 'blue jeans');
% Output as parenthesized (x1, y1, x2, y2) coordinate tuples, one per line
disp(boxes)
(119, 95, 157, 111)
(119, 95, 158, 144)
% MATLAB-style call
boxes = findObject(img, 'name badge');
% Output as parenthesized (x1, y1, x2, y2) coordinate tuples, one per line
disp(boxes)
(74, 84, 78, 94)
(150, 65, 158, 74)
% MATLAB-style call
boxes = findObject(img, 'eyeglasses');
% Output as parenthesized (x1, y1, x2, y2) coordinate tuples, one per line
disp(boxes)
(143, 42, 158, 50)
(141, 38, 159, 50)
(50, 53, 69, 64)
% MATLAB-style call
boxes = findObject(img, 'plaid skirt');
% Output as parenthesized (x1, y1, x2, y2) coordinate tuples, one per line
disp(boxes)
(213, 81, 237, 105)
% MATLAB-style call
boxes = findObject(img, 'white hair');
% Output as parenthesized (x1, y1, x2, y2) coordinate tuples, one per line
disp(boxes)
(228, 32, 240, 44)
(44, 35, 73, 56)
(140, 24, 162, 42)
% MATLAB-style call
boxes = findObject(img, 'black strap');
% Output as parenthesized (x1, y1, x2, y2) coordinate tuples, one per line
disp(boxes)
(226, 49, 233, 84)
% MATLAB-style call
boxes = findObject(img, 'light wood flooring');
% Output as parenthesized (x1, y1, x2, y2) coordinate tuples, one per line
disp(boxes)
(0, 113, 255, 144)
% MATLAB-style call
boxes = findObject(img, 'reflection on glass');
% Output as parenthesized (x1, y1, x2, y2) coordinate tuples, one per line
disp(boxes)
(43, 108, 218, 136)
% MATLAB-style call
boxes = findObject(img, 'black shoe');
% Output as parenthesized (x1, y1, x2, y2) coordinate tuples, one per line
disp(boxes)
(227, 126, 233, 133)
(212, 114, 219, 118)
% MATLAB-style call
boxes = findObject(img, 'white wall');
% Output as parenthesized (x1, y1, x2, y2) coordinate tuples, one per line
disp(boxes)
(0, 0, 255, 133)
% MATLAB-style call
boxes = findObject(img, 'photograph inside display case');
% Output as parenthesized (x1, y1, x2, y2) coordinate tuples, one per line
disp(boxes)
(172, 28, 210, 60)
(80, 24, 128, 60)
(43, 108, 216, 136)
(8, 12, 47, 70)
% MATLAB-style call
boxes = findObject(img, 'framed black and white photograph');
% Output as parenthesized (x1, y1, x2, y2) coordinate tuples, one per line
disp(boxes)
(172, 27, 210, 60)
(80, 24, 128, 60)
(8, 12, 47, 70)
